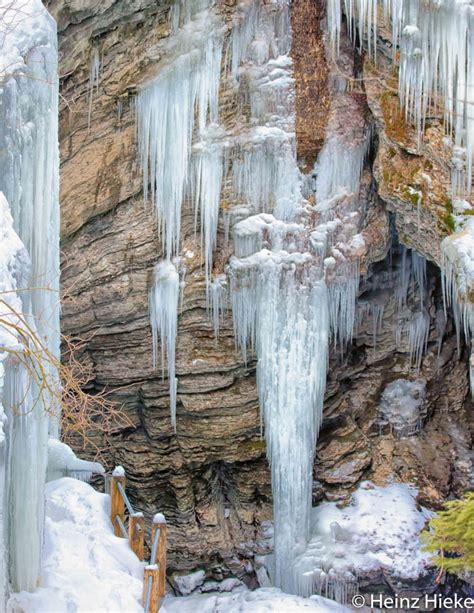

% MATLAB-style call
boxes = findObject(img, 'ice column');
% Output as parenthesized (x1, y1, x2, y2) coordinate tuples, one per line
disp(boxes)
(0, 0, 60, 594)
(0, 193, 30, 604)
(227, 0, 332, 593)
(441, 219, 474, 395)
(229, 249, 329, 593)
(150, 262, 180, 431)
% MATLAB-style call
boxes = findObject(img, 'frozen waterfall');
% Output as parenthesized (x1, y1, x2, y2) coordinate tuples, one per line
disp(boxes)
(137, 0, 372, 594)
(441, 219, 474, 395)
(137, 0, 224, 265)
(0, 0, 60, 595)
(0, 0, 101, 601)
(138, 0, 225, 427)
(227, 0, 330, 592)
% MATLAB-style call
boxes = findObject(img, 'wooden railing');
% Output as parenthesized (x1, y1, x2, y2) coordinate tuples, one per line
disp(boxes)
(109, 466, 167, 612)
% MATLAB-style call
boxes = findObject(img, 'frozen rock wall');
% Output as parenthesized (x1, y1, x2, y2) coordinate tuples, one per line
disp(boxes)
(48, 0, 473, 594)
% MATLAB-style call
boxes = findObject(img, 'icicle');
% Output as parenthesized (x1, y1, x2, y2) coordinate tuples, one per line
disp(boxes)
(371, 303, 385, 356)
(139, 1, 226, 425)
(150, 261, 180, 430)
(326, 260, 360, 351)
(229, 0, 300, 222)
(408, 309, 430, 372)
(88, 47, 101, 132)
(232, 131, 301, 220)
(207, 274, 228, 340)
(137, 3, 224, 261)
(315, 137, 368, 205)
(192, 133, 225, 280)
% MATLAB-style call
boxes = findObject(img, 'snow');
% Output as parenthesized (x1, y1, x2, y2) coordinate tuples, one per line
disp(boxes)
(112, 465, 125, 477)
(161, 587, 350, 612)
(293, 482, 433, 599)
(174, 570, 206, 595)
(153, 512, 166, 524)
(46, 439, 104, 482)
(7, 478, 144, 613)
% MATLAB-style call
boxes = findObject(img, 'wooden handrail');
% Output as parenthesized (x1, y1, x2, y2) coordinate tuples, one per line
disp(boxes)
(129, 512, 145, 560)
(152, 514, 167, 598)
(110, 467, 126, 538)
(110, 467, 167, 613)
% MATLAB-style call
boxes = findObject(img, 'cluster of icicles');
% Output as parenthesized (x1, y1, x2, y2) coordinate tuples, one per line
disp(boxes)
(135, 0, 450, 597)
(328, 0, 474, 197)
(327, 0, 474, 395)
(357, 240, 431, 372)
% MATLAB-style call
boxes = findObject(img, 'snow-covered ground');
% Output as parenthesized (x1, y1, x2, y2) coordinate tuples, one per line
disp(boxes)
(8, 478, 144, 613)
(160, 588, 350, 612)
(6, 477, 432, 612)
(5, 477, 350, 613)
(293, 481, 433, 597)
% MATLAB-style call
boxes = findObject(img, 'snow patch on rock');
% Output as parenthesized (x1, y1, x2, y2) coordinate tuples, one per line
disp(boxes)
(161, 586, 350, 612)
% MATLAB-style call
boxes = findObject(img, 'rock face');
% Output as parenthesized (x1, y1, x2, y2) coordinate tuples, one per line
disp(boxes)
(48, 0, 472, 586)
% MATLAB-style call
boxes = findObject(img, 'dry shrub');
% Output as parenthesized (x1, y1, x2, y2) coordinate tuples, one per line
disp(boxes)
(0, 297, 132, 463)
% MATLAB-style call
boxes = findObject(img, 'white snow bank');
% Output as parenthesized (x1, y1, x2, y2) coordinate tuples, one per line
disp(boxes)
(293, 481, 433, 598)
(46, 439, 104, 482)
(161, 587, 350, 612)
(8, 478, 143, 612)
(174, 569, 206, 595)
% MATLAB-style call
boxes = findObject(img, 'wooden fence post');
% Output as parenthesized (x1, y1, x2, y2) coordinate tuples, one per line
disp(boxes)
(129, 512, 145, 560)
(142, 564, 160, 613)
(152, 514, 167, 597)
(110, 466, 126, 537)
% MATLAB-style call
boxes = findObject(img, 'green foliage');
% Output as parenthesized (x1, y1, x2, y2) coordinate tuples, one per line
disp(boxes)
(422, 493, 474, 573)
(442, 212, 456, 232)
